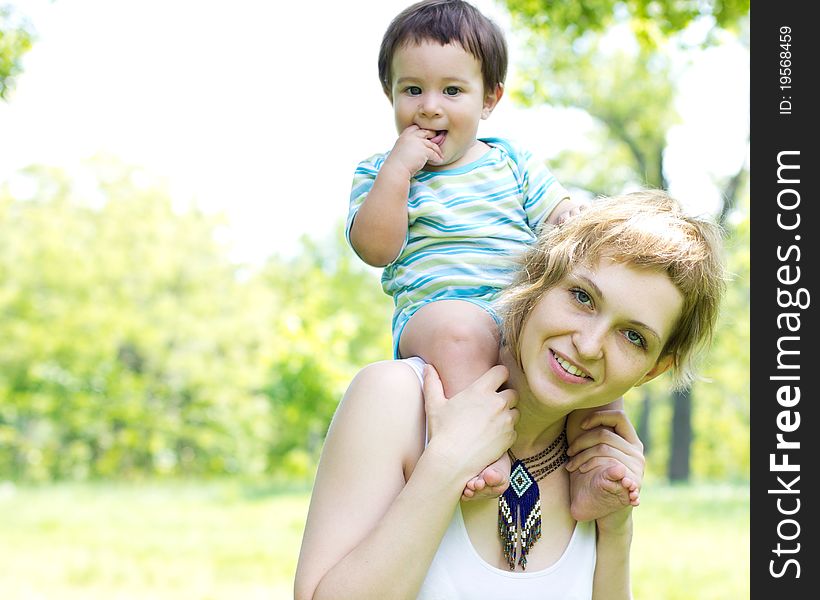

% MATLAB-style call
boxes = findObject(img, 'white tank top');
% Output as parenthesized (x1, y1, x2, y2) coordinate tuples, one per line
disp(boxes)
(402, 357, 597, 600)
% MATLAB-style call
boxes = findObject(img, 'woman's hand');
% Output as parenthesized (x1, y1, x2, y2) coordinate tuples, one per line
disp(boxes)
(422, 364, 519, 483)
(565, 409, 645, 529)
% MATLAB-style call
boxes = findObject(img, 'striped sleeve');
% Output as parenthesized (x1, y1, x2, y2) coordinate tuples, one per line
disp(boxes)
(519, 147, 570, 233)
(345, 154, 384, 250)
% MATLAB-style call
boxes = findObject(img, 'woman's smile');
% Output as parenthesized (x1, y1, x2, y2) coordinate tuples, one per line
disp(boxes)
(548, 349, 593, 383)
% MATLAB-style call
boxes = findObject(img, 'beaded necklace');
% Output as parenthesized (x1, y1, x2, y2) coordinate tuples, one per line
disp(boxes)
(498, 429, 569, 570)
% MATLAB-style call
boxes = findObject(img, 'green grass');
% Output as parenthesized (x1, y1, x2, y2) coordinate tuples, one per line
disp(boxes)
(0, 480, 309, 599)
(0, 479, 748, 599)
(632, 483, 750, 599)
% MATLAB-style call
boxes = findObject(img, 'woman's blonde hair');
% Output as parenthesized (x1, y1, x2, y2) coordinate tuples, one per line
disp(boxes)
(501, 190, 725, 389)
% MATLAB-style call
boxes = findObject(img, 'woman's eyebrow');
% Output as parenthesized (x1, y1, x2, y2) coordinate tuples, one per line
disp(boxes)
(575, 274, 602, 299)
(576, 274, 662, 344)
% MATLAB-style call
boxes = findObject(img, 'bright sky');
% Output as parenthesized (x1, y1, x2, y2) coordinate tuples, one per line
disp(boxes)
(1, 0, 748, 263)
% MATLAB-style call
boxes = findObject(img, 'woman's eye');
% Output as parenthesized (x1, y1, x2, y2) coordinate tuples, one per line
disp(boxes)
(444, 86, 460, 96)
(572, 288, 593, 307)
(406, 86, 422, 96)
(624, 330, 646, 348)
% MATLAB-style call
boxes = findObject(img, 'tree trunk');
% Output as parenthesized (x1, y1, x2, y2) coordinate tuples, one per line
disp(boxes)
(668, 386, 692, 481)
(636, 389, 652, 456)
(664, 151, 748, 482)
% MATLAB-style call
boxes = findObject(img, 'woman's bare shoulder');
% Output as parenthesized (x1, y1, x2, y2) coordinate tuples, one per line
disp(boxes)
(348, 359, 424, 392)
(332, 360, 426, 467)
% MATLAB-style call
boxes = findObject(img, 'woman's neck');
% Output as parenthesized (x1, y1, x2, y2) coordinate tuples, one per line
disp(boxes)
(500, 347, 569, 458)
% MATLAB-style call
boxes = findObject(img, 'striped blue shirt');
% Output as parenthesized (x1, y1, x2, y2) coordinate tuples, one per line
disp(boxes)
(346, 138, 569, 345)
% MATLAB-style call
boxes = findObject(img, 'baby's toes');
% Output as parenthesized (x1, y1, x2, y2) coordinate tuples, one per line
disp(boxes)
(480, 466, 507, 489)
(461, 476, 484, 501)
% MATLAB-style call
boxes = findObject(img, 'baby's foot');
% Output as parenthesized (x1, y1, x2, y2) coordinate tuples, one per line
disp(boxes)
(568, 462, 638, 522)
(462, 452, 511, 500)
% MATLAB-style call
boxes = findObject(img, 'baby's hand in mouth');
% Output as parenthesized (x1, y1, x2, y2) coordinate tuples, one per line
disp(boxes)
(429, 130, 447, 146)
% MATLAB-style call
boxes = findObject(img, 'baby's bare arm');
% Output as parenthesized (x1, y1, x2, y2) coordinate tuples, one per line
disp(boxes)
(349, 161, 412, 266)
(350, 126, 444, 266)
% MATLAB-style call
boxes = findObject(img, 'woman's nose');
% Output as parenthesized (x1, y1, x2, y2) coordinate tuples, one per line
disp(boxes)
(572, 326, 605, 361)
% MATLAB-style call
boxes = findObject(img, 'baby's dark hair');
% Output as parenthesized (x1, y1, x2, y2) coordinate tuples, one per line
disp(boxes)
(378, 0, 508, 96)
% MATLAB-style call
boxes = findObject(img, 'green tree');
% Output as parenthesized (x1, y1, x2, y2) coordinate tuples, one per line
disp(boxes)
(0, 160, 393, 481)
(0, 3, 35, 99)
(502, 0, 749, 481)
(256, 231, 393, 476)
(691, 190, 749, 480)
(0, 161, 270, 479)
(503, 0, 749, 47)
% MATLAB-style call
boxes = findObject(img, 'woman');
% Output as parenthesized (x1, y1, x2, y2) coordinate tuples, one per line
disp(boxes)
(295, 190, 724, 599)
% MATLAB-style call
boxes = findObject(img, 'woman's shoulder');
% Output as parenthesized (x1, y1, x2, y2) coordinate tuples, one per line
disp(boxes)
(349, 358, 424, 390)
(342, 360, 425, 424)
(337, 360, 427, 472)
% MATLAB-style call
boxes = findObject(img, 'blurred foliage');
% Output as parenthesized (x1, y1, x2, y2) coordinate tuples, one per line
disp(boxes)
(502, 0, 749, 48)
(0, 0, 750, 482)
(514, 39, 677, 192)
(0, 157, 749, 482)
(503, 0, 748, 193)
(691, 193, 750, 479)
(257, 230, 393, 476)
(0, 3, 35, 99)
(628, 190, 749, 481)
(0, 161, 392, 481)
(502, 0, 749, 481)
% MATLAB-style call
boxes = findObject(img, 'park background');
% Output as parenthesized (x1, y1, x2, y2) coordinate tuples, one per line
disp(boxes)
(1, 0, 749, 598)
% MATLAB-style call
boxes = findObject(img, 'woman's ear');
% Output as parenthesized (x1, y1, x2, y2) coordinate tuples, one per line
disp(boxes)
(636, 354, 675, 386)
(482, 83, 504, 119)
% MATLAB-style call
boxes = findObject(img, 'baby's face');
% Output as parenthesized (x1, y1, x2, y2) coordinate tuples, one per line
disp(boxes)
(389, 41, 497, 171)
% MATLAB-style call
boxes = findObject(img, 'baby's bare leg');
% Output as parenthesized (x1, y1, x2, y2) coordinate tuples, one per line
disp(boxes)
(400, 300, 500, 396)
(399, 300, 509, 498)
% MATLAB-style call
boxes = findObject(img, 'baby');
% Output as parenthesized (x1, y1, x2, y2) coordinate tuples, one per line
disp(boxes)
(346, 0, 587, 498)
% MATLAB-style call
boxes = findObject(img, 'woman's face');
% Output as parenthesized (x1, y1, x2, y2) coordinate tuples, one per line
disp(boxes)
(517, 258, 684, 411)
